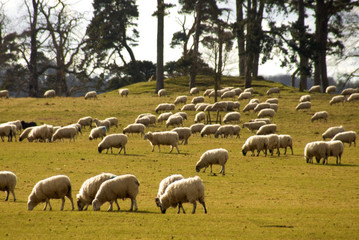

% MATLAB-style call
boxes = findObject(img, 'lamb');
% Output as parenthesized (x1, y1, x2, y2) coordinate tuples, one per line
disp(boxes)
(254, 103, 270, 113)
(98, 134, 128, 154)
(194, 112, 206, 123)
(171, 127, 192, 145)
(27, 125, 53, 142)
(157, 112, 173, 123)
(221, 90, 236, 99)
(27, 175, 74, 211)
(329, 95, 345, 105)
(304, 141, 329, 164)
(200, 124, 221, 137)
(257, 108, 275, 118)
(77, 116, 93, 129)
(190, 87, 200, 95)
(0, 171, 17, 201)
(156, 174, 184, 198)
(19, 127, 35, 141)
(242, 102, 258, 112)
(93, 118, 111, 132)
(190, 123, 205, 134)
(223, 112, 240, 124)
(238, 92, 252, 100)
(214, 125, 236, 138)
(76, 173, 116, 210)
(174, 95, 187, 105)
(299, 95, 311, 102)
(196, 148, 228, 175)
(123, 123, 145, 136)
(118, 88, 129, 97)
(155, 103, 175, 113)
(242, 135, 269, 156)
(21, 120, 37, 129)
(105, 117, 119, 128)
(265, 134, 280, 156)
(266, 87, 280, 95)
(89, 126, 107, 140)
(322, 126, 345, 140)
(92, 174, 139, 212)
(181, 103, 196, 111)
(309, 85, 321, 93)
(332, 131, 357, 147)
(295, 102, 311, 111)
(84, 91, 97, 100)
(256, 124, 277, 135)
(265, 98, 279, 104)
(325, 85, 337, 94)
(52, 126, 77, 142)
(158, 89, 167, 97)
(326, 140, 344, 165)
(347, 93, 359, 102)
(155, 176, 207, 214)
(191, 96, 204, 104)
(166, 114, 183, 128)
(44, 89, 56, 98)
(278, 134, 293, 155)
(144, 131, 180, 153)
(311, 111, 328, 122)
(0, 90, 9, 98)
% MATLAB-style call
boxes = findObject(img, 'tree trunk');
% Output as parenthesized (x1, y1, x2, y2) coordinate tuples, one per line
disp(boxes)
(155, 0, 164, 93)
(29, 0, 39, 97)
(236, 0, 245, 77)
(298, 0, 308, 92)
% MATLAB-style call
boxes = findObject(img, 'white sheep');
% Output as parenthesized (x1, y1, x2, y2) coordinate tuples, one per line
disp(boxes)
(105, 117, 119, 128)
(242, 121, 266, 132)
(27, 125, 53, 142)
(144, 131, 180, 153)
(98, 134, 128, 154)
(190, 123, 205, 134)
(158, 89, 167, 97)
(211, 101, 228, 112)
(44, 89, 55, 98)
(195, 103, 209, 111)
(6, 120, 22, 133)
(190, 87, 200, 95)
(278, 134, 293, 155)
(0, 90, 9, 98)
(118, 88, 129, 97)
(174, 112, 187, 121)
(326, 140, 344, 165)
(341, 88, 358, 96)
(256, 124, 277, 135)
(242, 135, 269, 156)
(0, 171, 17, 201)
(89, 126, 107, 140)
(332, 131, 357, 147)
(174, 95, 187, 105)
(265, 98, 279, 104)
(200, 124, 221, 137)
(253, 103, 270, 113)
(299, 95, 311, 102)
(171, 127, 192, 145)
(295, 102, 311, 111)
(326, 85, 337, 94)
(265, 134, 280, 156)
(137, 113, 156, 125)
(93, 119, 111, 132)
(196, 148, 228, 175)
(250, 98, 260, 104)
(155, 103, 175, 113)
(76, 173, 116, 210)
(266, 87, 280, 95)
(155, 176, 207, 214)
(257, 108, 275, 118)
(191, 96, 204, 104)
(242, 102, 258, 112)
(253, 118, 271, 124)
(194, 112, 205, 123)
(322, 126, 345, 140)
(52, 126, 77, 142)
(347, 93, 359, 102)
(84, 91, 97, 100)
(223, 112, 240, 124)
(92, 174, 139, 212)
(166, 114, 183, 128)
(221, 90, 236, 99)
(19, 126, 35, 141)
(225, 101, 240, 111)
(329, 95, 345, 105)
(135, 116, 151, 126)
(0, 124, 16, 142)
(66, 123, 82, 136)
(311, 111, 328, 122)
(77, 116, 93, 129)
(234, 88, 242, 95)
(269, 103, 278, 112)
(156, 174, 184, 198)
(123, 123, 145, 136)
(157, 112, 173, 123)
(203, 89, 213, 96)
(304, 141, 328, 164)
(238, 92, 252, 101)
(309, 85, 321, 93)
(181, 103, 196, 111)
(244, 88, 254, 93)
(27, 175, 74, 211)
(214, 125, 234, 138)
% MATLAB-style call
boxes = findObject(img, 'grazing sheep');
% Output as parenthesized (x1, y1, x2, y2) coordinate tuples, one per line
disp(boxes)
(266, 87, 280, 95)
(155, 103, 175, 113)
(269, 104, 278, 112)
(174, 112, 187, 121)
(157, 112, 173, 123)
(89, 126, 107, 140)
(309, 85, 321, 93)
(0, 90, 9, 98)
(211, 101, 228, 111)
(190, 87, 200, 95)
(238, 92, 252, 101)
(98, 134, 128, 154)
(242, 121, 266, 132)
(137, 113, 156, 125)
(244, 88, 254, 93)
(204, 104, 213, 112)
(21, 120, 37, 129)
(28, 175, 74, 211)
(340, 88, 357, 96)
(118, 88, 129, 97)
(242, 135, 269, 156)
(326, 140, 344, 165)
(66, 123, 82, 136)
(76, 173, 116, 210)
(181, 103, 196, 111)
(311, 111, 328, 122)
(257, 108, 275, 118)
(332, 131, 357, 147)
(166, 115, 183, 128)
(326, 85, 337, 94)
(156, 174, 184, 198)
(250, 98, 260, 104)
(200, 124, 221, 137)
(27, 125, 53, 142)
(304, 141, 328, 164)
(135, 116, 151, 126)
(194, 112, 206, 123)
(278, 134, 293, 155)
(84, 91, 97, 100)
(190, 123, 205, 134)
(223, 112, 240, 124)
(171, 127, 192, 145)
(265, 98, 279, 104)
(329, 95, 345, 105)
(77, 116, 93, 129)
(253, 118, 271, 124)
(234, 88, 242, 95)
(299, 95, 311, 102)
(123, 123, 145, 136)
(0, 124, 16, 142)
(221, 90, 236, 99)
(196, 148, 228, 175)
(233, 125, 241, 138)
(105, 117, 119, 128)
(92, 174, 139, 212)
(0, 171, 17, 201)
(322, 126, 345, 140)
(214, 125, 235, 138)
(44, 89, 55, 98)
(254, 103, 270, 113)
(191, 96, 204, 104)
(203, 89, 213, 96)
(174, 95, 187, 105)
(93, 119, 111, 132)
(256, 124, 277, 135)
(195, 103, 209, 111)
(225, 101, 240, 111)
(19, 127, 35, 141)
(265, 134, 280, 156)
(242, 102, 258, 112)
(52, 126, 77, 142)
(144, 131, 180, 153)
(158, 89, 167, 97)
(295, 102, 311, 111)
(155, 176, 207, 214)
(347, 93, 359, 102)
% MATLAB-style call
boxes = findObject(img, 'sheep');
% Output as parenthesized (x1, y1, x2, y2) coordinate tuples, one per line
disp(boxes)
(340, 88, 357, 95)
(156, 174, 184, 199)
(190, 87, 200, 95)
(181, 103, 196, 111)
(144, 131, 180, 153)
(326, 140, 344, 165)
(137, 113, 156, 125)
(66, 123, 82, 136)
(253, 118, 271, 124)
(158, 89, 167, 97)
(191, 96, 204, 104)
(93, 118, 111, 132)
(19, 127, 35, 141)
(166, 115, 183, 128)
(105, 117, 119, 128)
(242, 135, 269, 156)
(84, 91, 97, 100)
(27, 125, 53, 142)
(266, 87, 280, 95)
(203, 89, 213, 96)
(174, 112, 187, 120)
(204, 104, 213, 112)
(223, 112, 240, 124)
(332, 131, 357, 147)
(195, 103, 209, 111)
(0, 90, 9, 98)
(174, 95, 187, 105)
(190, 123, 205, 134)
(225, 101, 240, 111)
(76, 173, 116, 210)
(242, 102, 258, 112)
(265, 134, 280, 156)
(329, 95, 346, 105)
(92, 174, 139, 212)
(89, 126, 107, 140)
(200, 124, 221, 137)
(155, 176, 207, 214)
(0, 171, 17, 201)
(77, 116, 93, 129)
(304, 141, 329, 164)
(299, 95, 311, 102)
(196, 148, 228, 176)
(157, 112, 173, 123)
(171, 127, 192, 145)
(211, 101, 228, 111)
(0, 124, 16, 142)
(135, 116, 151, 126)
(253, 103, 270, 113)
(311, 111, 328, 122)
(295, 102, 311, 111)
(52, 126, 77, 142)
(250, 98, 260, 104)
(21, 120, 37, 129)
(238, 92, 252, 100)
(118, 88, 129, 97)
(244, 88, 254, 93)
(256, 124, 277, 135)
(221, 90, 236, 99)
(278, 134, 293, 155)
(242, 121, 266, 132)
(265, 98, 279, 104)
(123, 123, 145, 136)
(98, 134, 128, 154)
(326, 85, 337, 94)
(155, 103, 175, 113)
(269, 103, 278, 112)
(347, 93, 359, 102)
(322, 126, 345, 140)
(27, 175, 74, 211)
(194, 112, 206, 123)
(44, 89, 55, 98)
(214, 125, 237, 138)
(309, 85, 321, 93)
(257, 108, 275, 118)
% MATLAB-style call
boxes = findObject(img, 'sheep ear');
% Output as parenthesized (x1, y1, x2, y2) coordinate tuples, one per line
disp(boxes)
(155, 198, 161, 207)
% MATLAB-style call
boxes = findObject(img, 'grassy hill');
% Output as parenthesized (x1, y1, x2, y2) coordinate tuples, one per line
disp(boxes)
(0, 76, 358, 239)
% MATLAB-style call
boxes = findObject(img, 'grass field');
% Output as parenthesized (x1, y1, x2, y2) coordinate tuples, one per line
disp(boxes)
(0, 76, 359, 239)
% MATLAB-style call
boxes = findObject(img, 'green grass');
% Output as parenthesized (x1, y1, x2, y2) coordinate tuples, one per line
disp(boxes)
(0, 76, 359, 239)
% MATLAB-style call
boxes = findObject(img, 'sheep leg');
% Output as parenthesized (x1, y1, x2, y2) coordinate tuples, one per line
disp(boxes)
(151, 145, 155, 152)
(176, 146, 180, 154)
(177, 203, 185, 214)
(169, 145, 174, 153)
(130, 198, 138, 211)
(192, 202, 197, 214)
(210, 165, 213, 174)
(220, 165, 225, 176)
(290, 146, 293, 155)
(115, 200, 120, 211)
(67, 195, 74, 210)
(5, 190, 9, 201)
(60, 197, 66, 211)
(158, 145, 161, 153)
(202, 167, 207, 173)
(107, 201, 113, 211)
(199, 200, 207, 214)
(277, 147, 280, 156)
(11, 190, 16, 202)
(44, 199, 52, 211)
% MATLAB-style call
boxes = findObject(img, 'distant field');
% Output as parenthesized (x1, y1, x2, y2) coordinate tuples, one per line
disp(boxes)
(0, 76, 358, 239)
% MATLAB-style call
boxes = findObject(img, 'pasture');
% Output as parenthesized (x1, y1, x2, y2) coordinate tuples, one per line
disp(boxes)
(0, 76, 359, 239)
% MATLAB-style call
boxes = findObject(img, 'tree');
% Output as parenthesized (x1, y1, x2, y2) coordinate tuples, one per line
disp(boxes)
(155, 0, 165, 93)
(235, 0, 245, 77)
